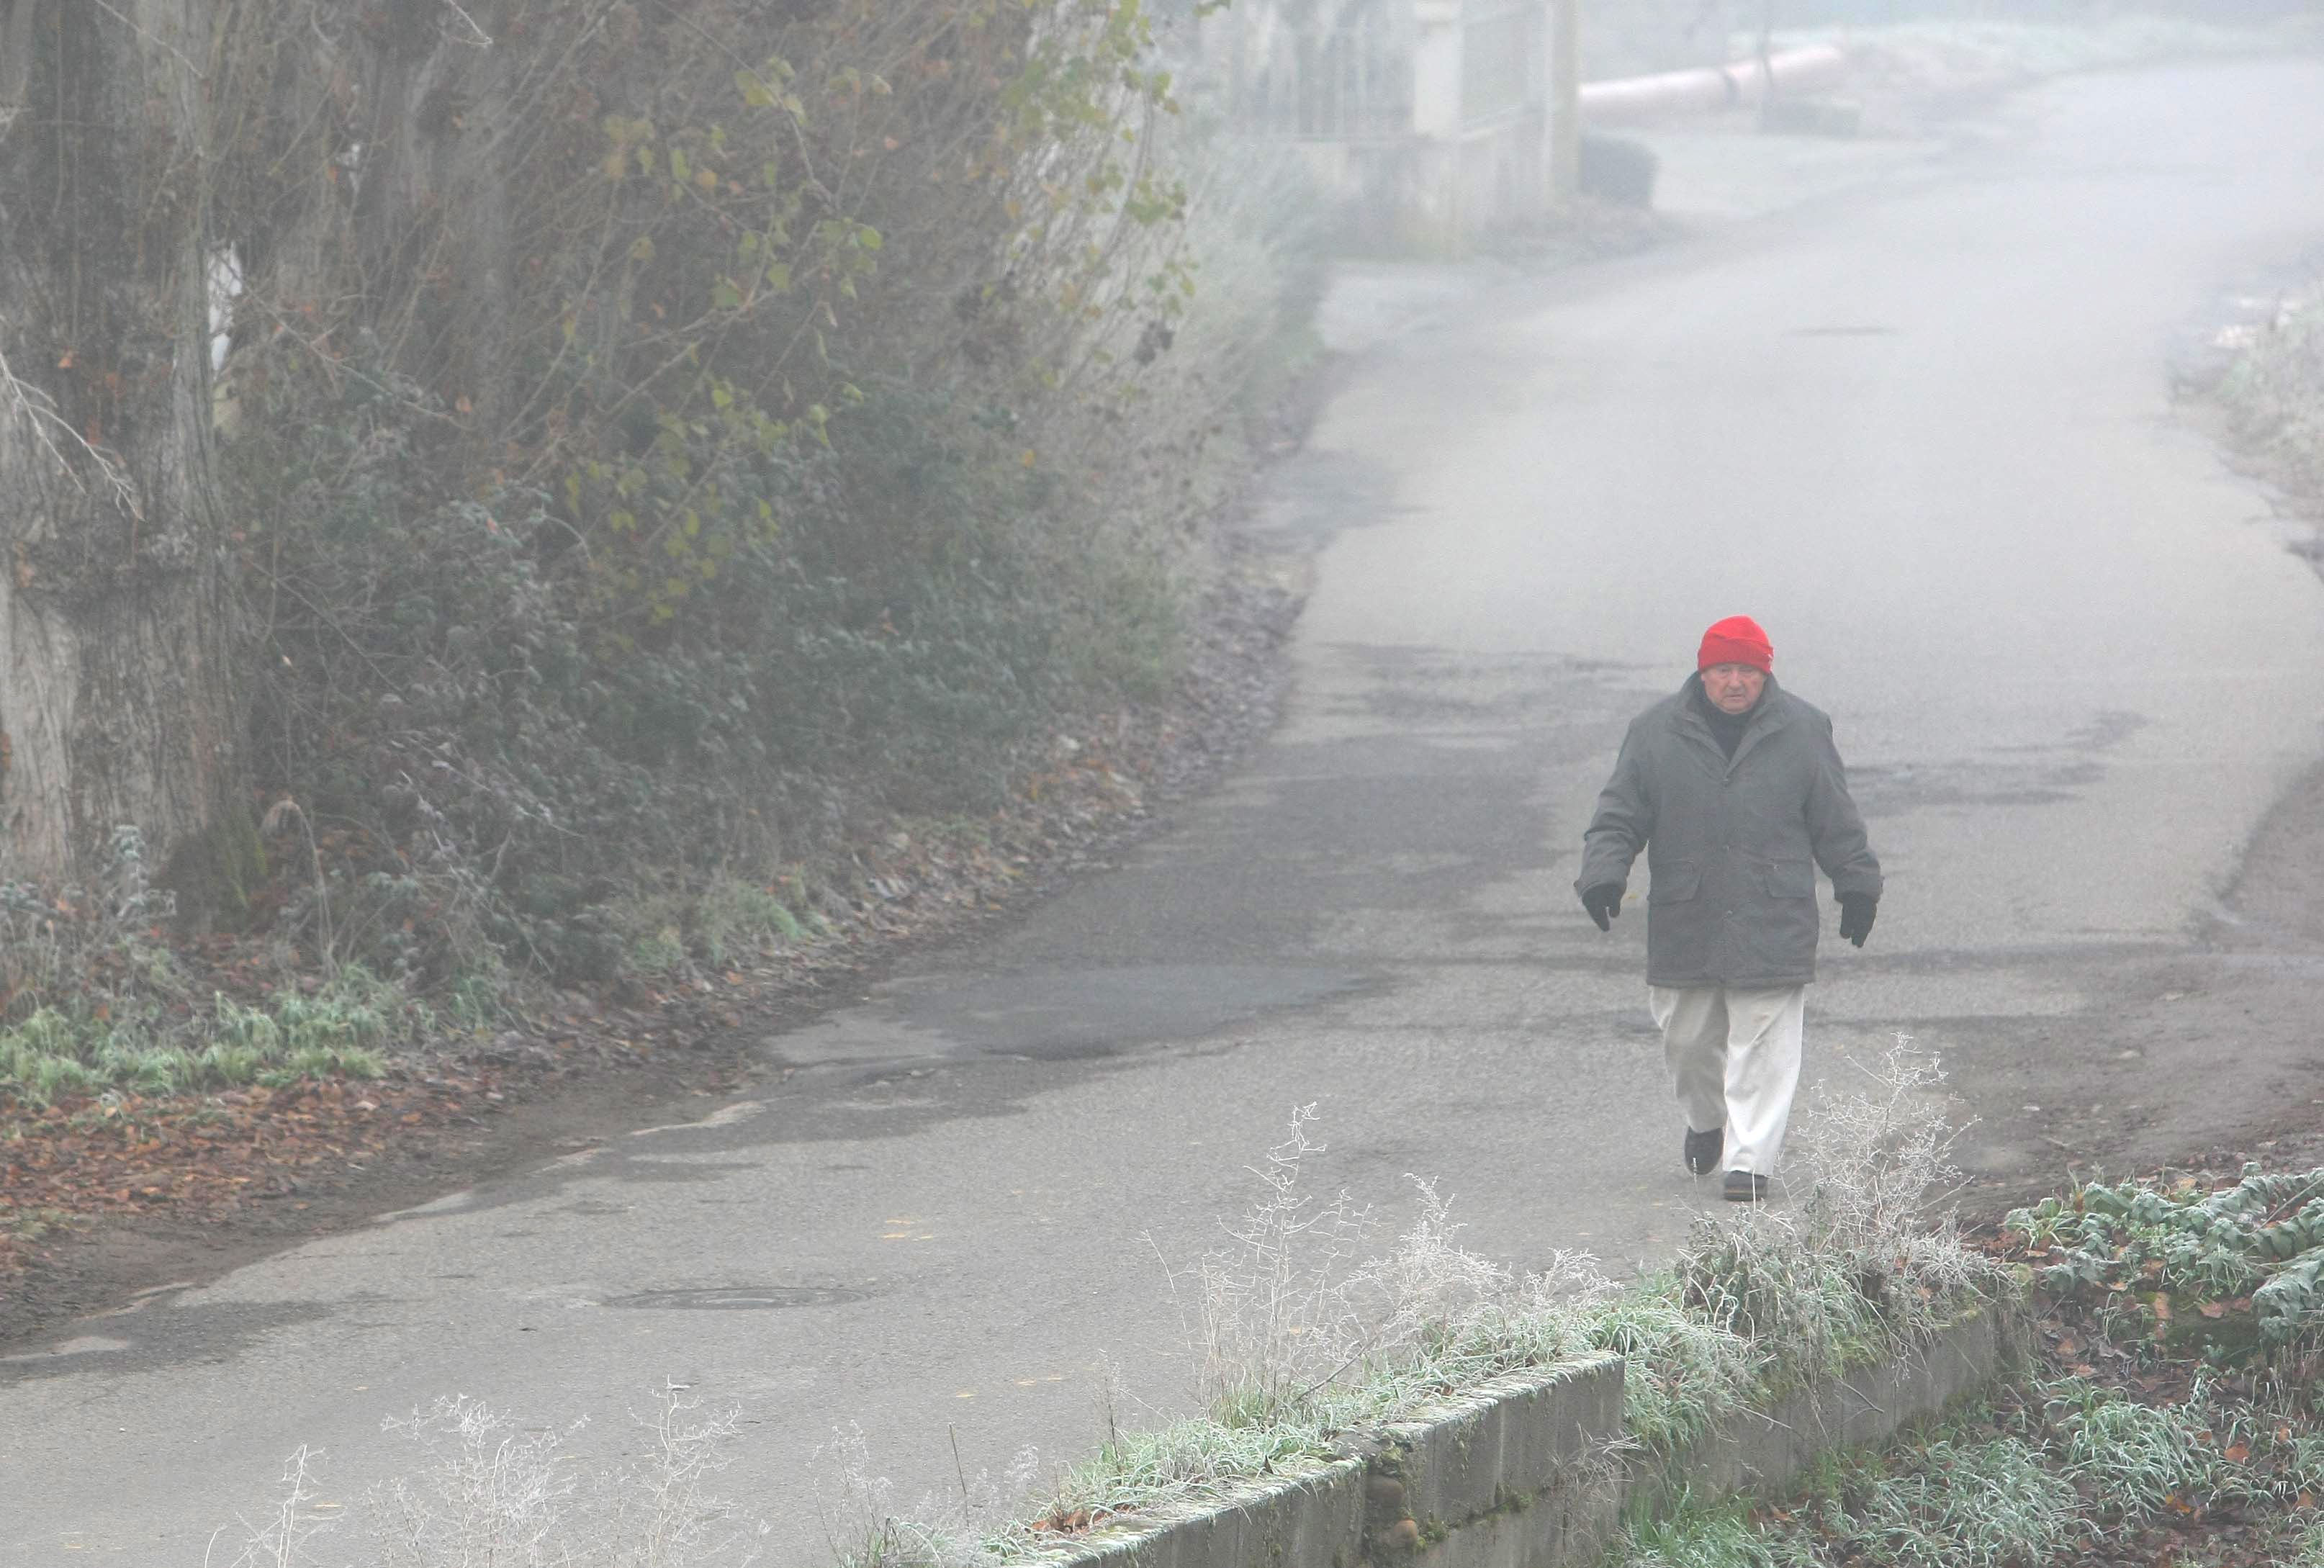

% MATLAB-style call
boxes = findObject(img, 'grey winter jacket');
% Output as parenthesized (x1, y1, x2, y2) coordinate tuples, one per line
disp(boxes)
(1576, 675, 1882, 988)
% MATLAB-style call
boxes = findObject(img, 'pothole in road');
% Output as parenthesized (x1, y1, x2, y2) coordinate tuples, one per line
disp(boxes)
(601, 1286, 868, 1310)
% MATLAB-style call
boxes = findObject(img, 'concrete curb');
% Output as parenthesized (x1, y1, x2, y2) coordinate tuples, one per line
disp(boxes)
(1034, 1305, 2022, 1568)
(1636, 1303, 2019, 1516)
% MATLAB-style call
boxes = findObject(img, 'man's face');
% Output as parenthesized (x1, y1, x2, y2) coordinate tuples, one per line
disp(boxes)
(1703, 663, 1767, 715)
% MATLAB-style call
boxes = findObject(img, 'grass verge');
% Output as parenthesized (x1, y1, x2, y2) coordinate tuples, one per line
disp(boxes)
(1597, 1157, 2324, 1568)
(805, 1040, 2018, 1566)
(220, 1054, 2324, 1568)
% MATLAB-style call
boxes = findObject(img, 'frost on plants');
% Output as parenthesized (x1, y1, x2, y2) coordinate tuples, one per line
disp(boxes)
(815, 1420, 1040, 1568)
(2043, 1374, 2226, 1517)
(1612, 1499, 1785, 1568)
(1829, 1432, 2081, 1568)
(1675, 1037, 2009, 1408)
(1187, 1102, 1376, 1425)
(1178, 1106, 1622, 1429)
(1788, 1034, 1983, 1306)
(1177, 1063, 2004, 1450)
(216, 1446, 335, 1568)
(222, 1386, 768, 1567)
(2009, 1163, 2324, 1353)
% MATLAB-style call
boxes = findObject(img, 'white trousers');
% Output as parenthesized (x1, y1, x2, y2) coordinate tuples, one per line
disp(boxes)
(1647, 983, 1807, 1177)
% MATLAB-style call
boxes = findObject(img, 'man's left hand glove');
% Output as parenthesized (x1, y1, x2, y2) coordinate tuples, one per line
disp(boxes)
(1838, 892, 1878, 947)
(1580, 883, 1625, 932)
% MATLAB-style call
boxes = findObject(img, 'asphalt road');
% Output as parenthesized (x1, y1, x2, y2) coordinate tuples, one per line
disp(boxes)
(11, 58, 2324, 1566)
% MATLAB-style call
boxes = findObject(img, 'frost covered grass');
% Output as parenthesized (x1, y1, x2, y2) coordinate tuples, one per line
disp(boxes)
(1821, 1428, 2081, 1568)
(229, 1040, 2013, 1566)
(217, 1388, 767, 1568)
(1595, 1149, 2324, 1568)
(1168, 1039, 2004, 1455)
(806, 1115, 2324, 1568)
(1612, 1498, 1788, 1568)
(2044, 1374, 2226, 1517)
(801, 1037, 2010, 1564)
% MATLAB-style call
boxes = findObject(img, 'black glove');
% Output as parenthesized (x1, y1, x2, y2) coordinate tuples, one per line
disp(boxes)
(1581, 883, 1625, 932)
(1838, 892, 1878, 947)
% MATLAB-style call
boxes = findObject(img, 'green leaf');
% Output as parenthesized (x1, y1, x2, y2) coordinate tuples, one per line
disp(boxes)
(629, 235, 655, 263)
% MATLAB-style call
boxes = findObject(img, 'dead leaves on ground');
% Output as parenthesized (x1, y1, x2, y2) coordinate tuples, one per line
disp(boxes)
(0, 1073, 492, 1277)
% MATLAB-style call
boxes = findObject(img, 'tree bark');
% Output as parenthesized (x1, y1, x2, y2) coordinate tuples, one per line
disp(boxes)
(0, 0, 242, 889)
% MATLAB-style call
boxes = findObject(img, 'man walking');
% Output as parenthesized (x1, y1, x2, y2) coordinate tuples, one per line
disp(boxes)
(1576, 616, 1881, 1202)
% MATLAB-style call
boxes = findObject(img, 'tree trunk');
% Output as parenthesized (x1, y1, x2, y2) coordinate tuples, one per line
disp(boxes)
(345, 0, 524, 434)
(0, 0, 243, 892)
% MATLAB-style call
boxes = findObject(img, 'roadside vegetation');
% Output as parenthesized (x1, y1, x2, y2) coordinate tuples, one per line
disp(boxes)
(2220, 273, 2324, 511)
(215, 1043, 2324, 1567)
(1594, 115, 2324, 1568)
(0, 4, 1319, 1141)
(215, 1041, 2025, 1564)
(1605, 1156, 2324, 1568)
(0, 828, 407, 1105)
(824, 1041, 2013, 1563)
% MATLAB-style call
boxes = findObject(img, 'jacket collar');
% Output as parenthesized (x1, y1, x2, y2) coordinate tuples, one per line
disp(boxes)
(1675, 672, 1789, 769)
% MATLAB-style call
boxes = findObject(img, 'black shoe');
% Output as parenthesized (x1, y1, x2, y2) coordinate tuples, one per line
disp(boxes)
(1724, 1171, 1769, 1204)
(1684, 1127, 1724, 1177)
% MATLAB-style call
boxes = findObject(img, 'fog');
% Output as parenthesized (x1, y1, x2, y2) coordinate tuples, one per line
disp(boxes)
(8, 6, 2324, 1564)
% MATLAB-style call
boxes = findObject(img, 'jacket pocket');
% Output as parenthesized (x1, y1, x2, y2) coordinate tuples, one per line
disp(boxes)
(1649, 860, 1702, 904)
(1760, 859, 1814, 899)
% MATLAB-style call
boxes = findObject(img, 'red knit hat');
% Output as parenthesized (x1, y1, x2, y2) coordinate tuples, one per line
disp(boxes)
(1697, 616, 1773, 674)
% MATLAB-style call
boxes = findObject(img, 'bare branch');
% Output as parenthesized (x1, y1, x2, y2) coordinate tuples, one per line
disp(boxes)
(0, 335, 144, 520)
(87, 0, 209, 81)
(439, 0, 494, 48)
